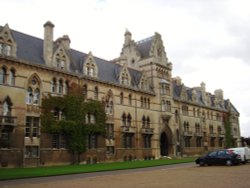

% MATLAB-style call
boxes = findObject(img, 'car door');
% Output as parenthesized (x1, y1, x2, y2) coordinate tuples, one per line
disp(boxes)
(217, 150, 227, 165)
(206, 151, 218, 165)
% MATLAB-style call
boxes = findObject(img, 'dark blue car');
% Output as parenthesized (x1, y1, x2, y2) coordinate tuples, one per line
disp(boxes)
(195, 149, 241, 166)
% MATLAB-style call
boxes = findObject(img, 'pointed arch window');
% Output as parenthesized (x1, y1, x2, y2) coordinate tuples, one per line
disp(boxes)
(127, 113, 132, 127)
(0, 66, 7, 84)
(33, 88, 40, 105)
(26, 76, 41, 105)
(83, 84, 88, 99)
(121, 72, 129, 85)
(142, 115, 146, 128)
(122, 113, 126, 126)
(27, 87, 33, 104)
(120, 92, 124, 104)
(55, 49, 66, 70)
(58, 79, 63, 94)
(0, 43, 12, 56)
(128, 94, 132, 106)
(9, 68, 15, 86)
(65, 80, 69, 94)
(146, 116, 150, 128)
(94, 86, 99, 100)
(51, 78, 57, 93)
(3, 100, 11, 116)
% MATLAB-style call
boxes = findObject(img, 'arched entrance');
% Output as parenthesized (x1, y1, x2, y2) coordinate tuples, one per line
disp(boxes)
(160, 132, 168, 156)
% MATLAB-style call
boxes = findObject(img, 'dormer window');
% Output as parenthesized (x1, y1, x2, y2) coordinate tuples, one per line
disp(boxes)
(54, 48, 67, 70)
(83, 53, 98, 78)
(0, 42, 12, 56)
(121, 72, 129, 85)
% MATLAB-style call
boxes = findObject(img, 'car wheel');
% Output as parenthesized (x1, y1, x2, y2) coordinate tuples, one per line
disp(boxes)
(199, 160, 205, 166)
(226, 160, 232, 166)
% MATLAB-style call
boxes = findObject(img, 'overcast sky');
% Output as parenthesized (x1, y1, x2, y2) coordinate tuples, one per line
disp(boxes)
(2, 0, 250, 137)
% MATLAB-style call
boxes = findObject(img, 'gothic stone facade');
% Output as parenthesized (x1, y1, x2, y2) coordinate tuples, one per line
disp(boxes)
(0, 22, 241, 167)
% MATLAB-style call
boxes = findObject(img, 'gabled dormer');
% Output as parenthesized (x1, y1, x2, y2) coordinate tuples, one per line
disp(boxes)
(119, 29, 141, 69)
(139, 71, 149, 90)
(119, 64, 131, 86)
(180, 85, 187, 101)
(0, 24, 17, 57)
(52, 44, 70, 71)
(149, 32, 168, 65)
(83, 52, 98, 78)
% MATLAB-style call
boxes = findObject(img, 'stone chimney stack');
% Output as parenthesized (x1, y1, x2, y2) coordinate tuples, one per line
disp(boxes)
(214, 89, 224, 106)
(61, 35, 71, 50)
(43, 21, 54, 66)
(124, 29, 132, 46)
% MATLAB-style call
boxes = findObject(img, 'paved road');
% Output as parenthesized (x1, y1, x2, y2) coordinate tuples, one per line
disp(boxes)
(0, 162, 194, 187)
(1, 163, 250, 188)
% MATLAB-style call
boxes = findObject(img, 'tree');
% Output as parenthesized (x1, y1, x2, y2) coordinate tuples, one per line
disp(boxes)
(41, 94, 106, 164)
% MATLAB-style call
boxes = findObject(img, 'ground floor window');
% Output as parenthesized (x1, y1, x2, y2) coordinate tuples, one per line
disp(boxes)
(122, 133, 134, 148)
(52, 133, 66, 149)
(106, 146, 115, 155)
(210, 137, 215, 147)
(25, 146, 38, 158)
(87, 134, 98, 149)
(184, 137, 191, 147)
(143, 135, 152, 148)
(219, 138, 223, 147)
(196, 137, 202, 147)
(0, 127, 11, 148)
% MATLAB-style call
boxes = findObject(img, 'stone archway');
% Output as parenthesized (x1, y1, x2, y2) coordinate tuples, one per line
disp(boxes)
(160, 116, 173, 157)
(160, 132, 168, 156)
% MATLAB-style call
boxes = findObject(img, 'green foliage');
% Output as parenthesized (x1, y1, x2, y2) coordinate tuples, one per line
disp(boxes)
(41, 94, 106, 163)
(0, 158, 195, 180)
(224, 113, 233, 148)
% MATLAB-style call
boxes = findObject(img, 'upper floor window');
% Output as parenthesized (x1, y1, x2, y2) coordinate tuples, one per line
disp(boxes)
(51, 78, 57, 93)
(58, 79, 63, 94)
(94, 86, 99, 100)
(195, 123, 201, 133)
(121, 72, 129, 85)
(26, 76, 40, 105)
(0, 43, 12, 56)
(85, 113, 96, 124)
(128, 94, 132, 106)
(121, 113, 132, 127)
(55, 49, 66, 70)
(3, 99, 11, 116)
(160, 82, 170, 95)
(182, 105, 189, 116)
(83, 84, 88, 99)
(9, 68, 15, 86)
(83, 53, 98, 78)
(0, 66, 7, 84)
(120, 92, 124, 104)
(184, 121, 190, 132)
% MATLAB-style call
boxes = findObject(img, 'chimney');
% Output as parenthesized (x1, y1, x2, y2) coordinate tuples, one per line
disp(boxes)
(61, 35, 71, 50)
(43, 21, 54, 66)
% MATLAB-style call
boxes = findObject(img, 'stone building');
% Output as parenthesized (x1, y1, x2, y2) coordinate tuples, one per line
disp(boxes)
(0, 21, 240, 167)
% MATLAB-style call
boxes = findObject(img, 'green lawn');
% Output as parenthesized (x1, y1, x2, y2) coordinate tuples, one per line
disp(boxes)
(0, 158, 195, 180)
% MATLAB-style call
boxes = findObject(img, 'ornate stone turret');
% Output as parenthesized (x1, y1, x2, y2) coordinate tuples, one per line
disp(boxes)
(124, 29, 132, 46)
(200, 82, 207, 105)
(43, 21, 54, 66)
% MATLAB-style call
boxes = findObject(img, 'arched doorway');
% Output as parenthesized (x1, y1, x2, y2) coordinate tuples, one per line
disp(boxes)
(160, 132, 168, 156)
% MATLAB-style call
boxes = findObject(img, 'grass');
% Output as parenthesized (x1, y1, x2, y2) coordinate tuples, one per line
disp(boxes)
(0, 158, 195, 181)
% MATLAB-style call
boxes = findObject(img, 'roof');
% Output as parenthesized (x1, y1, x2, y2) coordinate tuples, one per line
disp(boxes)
(3, 27, 146, 91)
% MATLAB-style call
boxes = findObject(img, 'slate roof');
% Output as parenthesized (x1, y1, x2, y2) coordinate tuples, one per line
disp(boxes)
(172, 81, 239, 114)
(136, 36, 154, 58)
(3, 27, 145, 91)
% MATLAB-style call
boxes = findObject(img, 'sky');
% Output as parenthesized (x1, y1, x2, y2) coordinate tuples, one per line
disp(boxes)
(1, 0, 250, 137)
